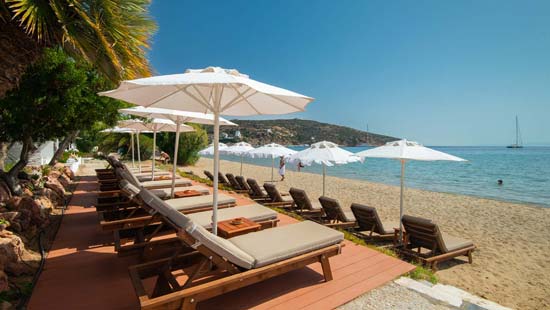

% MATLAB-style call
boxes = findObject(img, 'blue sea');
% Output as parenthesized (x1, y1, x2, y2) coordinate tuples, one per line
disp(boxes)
(214, 146, 550, 207)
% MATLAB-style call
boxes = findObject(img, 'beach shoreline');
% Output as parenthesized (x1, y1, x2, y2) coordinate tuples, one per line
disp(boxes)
(185, 157, 550, 309)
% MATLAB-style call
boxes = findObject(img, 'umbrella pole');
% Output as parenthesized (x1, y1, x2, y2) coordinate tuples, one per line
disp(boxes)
(131, 133, 135, 168)
(322, 163, 326, 196)
(152, 128, 156, 180)
(212, 111, 220, 235)
(136, 131, 141, 173)
(271, 156, 274, 182)
(240, 155, 243, 176)
(399, 159, 405, 243)
(171, 122, 181, 199)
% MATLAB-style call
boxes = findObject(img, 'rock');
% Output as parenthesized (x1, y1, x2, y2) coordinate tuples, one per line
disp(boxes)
(0, 270, 7, 293)
(21, 188, 33, 198)
(0, 230, 36, 275)
(58, 173, 71, 189)
(53, 163, 65, 171)
(34, 197, 53, 217)
(4, 197, 48, 230)
(63, 166, 75, 180)
(47, 170, 62, 179)
(5, 197, 21, 212)
(44, 177, 66, 199)
(0, 301, 12, 310)
(0, 182, 11, 204)
(37, 188, 63, 207)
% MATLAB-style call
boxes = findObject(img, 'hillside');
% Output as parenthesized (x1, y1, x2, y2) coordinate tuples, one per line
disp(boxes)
(210, 118, 398, 146)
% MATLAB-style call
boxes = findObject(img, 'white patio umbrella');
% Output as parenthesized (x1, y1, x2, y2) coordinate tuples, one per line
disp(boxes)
(288, 141, 362, 195)
(100, 66, 314, 235)
(119, 107, 235, 198)
(199, 143, 228, 156)
(118, 120, 153, 173)
(220, 142, 255, 175)
(100, 127, 136, 167)
(355, 139, 466, 241)
(247, 143, 297, 182)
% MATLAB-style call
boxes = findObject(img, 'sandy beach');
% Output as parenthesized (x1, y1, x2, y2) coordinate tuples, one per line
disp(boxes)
(185, 158, 550, 310)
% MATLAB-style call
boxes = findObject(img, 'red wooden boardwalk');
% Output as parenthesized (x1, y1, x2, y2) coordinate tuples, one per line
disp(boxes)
(27, 168, 414, 310)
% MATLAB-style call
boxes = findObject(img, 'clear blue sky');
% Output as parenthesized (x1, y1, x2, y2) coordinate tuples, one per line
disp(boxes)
(148, 0, 550, 146)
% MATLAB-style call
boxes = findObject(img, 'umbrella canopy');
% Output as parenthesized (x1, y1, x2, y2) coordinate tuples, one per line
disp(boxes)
(100, 66, 314, 235)
(120, 107, 235, 197)
(247, 143, 297, 182)
(220, 142, 255, 175)
(355, 139, 466, 241)
(288, 141, 361, 195)
(199, 143, 228, 156)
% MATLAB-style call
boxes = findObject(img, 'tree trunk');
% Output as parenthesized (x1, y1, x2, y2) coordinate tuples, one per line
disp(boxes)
(1, 136, 34, 195)
(49, 130, 79, 165)
(0, 22, 43, 98)
(0, 142, 12, 171)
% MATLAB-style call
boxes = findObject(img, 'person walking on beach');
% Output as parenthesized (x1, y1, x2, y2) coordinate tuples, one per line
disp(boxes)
(279, 156, 286, 181)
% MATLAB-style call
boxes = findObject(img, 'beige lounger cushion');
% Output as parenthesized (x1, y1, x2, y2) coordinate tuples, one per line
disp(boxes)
(149, 186, 210, 199)
(380, 221, 400, 234)
(141, 179, 191, 188)
(441, 233, 474, 252)
(165, 194, 236, 211)
(133, 171, 171, 177)
(187, 204, 277, 229)
(342, 210, 356, 222)
(229, 221, 344, 268)
(186, 224, 255, 269)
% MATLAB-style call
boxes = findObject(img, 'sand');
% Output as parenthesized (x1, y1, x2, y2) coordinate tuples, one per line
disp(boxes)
(184, 158, 550, 310)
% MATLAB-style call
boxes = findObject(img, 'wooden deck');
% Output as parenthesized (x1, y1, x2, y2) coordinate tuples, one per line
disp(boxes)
(27, 168, 414, 310)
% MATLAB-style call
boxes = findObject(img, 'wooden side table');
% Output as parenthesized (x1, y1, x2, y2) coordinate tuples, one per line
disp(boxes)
(217, 218, 261, 239)
(173, 190, 203, 198)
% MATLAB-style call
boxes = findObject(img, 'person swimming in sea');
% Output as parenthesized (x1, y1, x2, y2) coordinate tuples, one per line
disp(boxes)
(497, 179, 503, 185)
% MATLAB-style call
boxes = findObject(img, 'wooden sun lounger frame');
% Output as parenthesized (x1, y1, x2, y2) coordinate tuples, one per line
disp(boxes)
(400, 220, 475, 271)
(128, 229, 343, 310)
(316, 197, 358, 230)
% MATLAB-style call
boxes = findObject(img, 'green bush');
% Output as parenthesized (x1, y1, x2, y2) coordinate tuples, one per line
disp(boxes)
(158, 124, 208, 166)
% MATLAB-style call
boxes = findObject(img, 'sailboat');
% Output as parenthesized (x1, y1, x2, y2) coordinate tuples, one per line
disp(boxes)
(507, 116, 523, 148)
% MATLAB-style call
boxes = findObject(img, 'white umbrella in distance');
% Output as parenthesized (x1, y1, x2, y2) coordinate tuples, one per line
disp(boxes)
(100, 66, 314, 235)
(355, 139, 467, 242)
(118, 120, 153, 173)
(246, 143, 297, 182)
(220, 142, 255, 175)
(119, 107, 235, 198)
(101, 127, 137, 167)
(199, 143, 228, 156)
(288, 141, 362, 195)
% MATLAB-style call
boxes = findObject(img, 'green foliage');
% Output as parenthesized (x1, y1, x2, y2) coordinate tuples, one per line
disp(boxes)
(97, 132, 153, 161)
(158, 124, 208, 166)
(0, 47, 124, 146)
(59, 151, 81, 163)
(407, 264, 438, 284)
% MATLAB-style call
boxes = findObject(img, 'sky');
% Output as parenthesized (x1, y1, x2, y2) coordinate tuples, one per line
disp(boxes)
(147, 0, 550, 146)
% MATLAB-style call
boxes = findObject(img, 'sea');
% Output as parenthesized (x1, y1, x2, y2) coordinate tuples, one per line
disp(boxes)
(214, 146, 550, 208)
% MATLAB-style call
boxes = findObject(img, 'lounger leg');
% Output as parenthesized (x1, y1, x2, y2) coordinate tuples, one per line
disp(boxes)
(467, 250, 473, 264)
(320, 255, 333, 282)
(180, 297, 197, 310)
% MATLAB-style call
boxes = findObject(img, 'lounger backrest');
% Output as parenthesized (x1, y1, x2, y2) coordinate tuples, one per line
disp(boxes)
(106, 155, 117, 166)
(218, 172, 229, 184)
(204, 171, 215, 182)
(401, 215, 445, 253)
(350, 203, 385, 234)
(225, 173, 241, 189)
(319, 196, 348, 223)
(119, 180, 141, 199)
(116, 168, 141, 187)
(246, 178, 264, 197)
(236, 176, 251, 192)
(185, 223, 255, 269)
(289, 188, 313, 210)
(263, 183, 284, 202)
(137, 187, 192, 230)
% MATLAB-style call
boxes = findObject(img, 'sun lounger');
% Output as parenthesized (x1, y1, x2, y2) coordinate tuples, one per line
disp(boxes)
(113, 183, 279, 260)
(246, 178, 270, 200)
(401, 214, 475, 270)
(98, 182, 236, 232)
(218, 172, 229, 184)
(263, 183, 294, 208)
(288, 187, 324, 218)
(117, 168, 192, 190)
(203, 170, 215, 182)
(350, 204, 398, 240)
(236, 176, 252, 194)
(317, 196, 357, 229)
(225, 173, 249, 193)
(127, 187, 344, 309)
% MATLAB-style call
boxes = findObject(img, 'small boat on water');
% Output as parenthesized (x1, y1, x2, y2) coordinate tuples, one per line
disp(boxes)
(507, 116, 523, 149)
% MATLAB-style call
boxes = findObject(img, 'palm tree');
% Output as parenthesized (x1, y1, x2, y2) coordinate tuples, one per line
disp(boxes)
(0, 0, 157, 97)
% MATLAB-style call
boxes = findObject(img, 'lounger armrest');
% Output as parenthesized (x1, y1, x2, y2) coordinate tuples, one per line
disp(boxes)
(324, 222, 357, 229)
(262, 201, 294, 207)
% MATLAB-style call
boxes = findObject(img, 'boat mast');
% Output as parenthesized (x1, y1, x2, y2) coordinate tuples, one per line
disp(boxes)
(515, 116, 519, 146)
